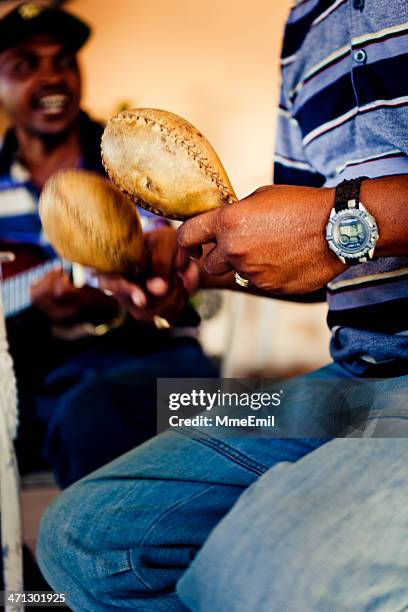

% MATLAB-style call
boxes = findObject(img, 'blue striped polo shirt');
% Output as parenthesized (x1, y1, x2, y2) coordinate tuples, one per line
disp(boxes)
(275, 0, 408, 375)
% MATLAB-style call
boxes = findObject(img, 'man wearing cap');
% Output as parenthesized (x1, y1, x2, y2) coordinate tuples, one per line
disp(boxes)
(0, 2, 216, 489)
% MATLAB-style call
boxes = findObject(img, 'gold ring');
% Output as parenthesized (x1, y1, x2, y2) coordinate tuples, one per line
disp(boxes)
(234, 271, 250, 287)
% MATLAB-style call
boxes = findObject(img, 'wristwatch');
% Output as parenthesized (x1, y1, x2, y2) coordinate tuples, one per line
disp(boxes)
(326, 177, 379, 265)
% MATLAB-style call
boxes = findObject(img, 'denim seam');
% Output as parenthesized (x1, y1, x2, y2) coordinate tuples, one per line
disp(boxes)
(332, 384, 363, 435)
(177, 427, 269, 476)
(128, 483, 216, 591)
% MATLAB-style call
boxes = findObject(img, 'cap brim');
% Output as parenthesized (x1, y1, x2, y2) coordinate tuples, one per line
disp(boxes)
(0, 6, 91, 55)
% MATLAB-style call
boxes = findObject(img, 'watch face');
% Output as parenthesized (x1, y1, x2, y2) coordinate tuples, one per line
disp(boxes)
(332, 213, 370, 253)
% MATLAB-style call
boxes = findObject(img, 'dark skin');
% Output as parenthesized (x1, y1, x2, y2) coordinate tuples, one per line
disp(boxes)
(98, 175, 408, 314)
(95, 226, 198, 324)
(0, 34, 194, 326)
(0, 34, 82, 187)
(177, 176, 408, 294)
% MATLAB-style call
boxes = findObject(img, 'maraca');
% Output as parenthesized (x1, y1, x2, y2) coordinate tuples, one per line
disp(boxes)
(40, 109, 249, 286)
(101, 108, 237, 220)
(39, 169, 145, 275)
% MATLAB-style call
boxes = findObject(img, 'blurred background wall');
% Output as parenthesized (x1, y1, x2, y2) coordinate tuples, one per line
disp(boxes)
(0, 0, 331, 375)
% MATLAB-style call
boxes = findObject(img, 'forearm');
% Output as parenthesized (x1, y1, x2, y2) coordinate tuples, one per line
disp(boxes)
(195, 174, 408, 299)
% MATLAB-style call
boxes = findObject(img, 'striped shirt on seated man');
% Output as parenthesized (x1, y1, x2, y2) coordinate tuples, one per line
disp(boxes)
(274, 0, 408, 376)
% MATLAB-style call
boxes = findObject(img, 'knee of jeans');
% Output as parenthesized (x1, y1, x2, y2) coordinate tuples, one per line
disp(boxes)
(36, 485, 91, 594)
(36, 483, 138, 603)
(36, 476, 192, 606)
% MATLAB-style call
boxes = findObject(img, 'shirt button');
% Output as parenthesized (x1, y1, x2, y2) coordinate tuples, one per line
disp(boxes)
(353, 49, 367, 63)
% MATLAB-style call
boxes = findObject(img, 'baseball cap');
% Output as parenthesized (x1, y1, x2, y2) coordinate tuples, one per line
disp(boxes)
(0, 2, 91, 54)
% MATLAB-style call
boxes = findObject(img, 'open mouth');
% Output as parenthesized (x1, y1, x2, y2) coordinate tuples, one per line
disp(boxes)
(34, 93, 71, 115)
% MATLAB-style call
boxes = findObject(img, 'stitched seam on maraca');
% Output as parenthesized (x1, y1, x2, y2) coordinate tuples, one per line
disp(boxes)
(117, 111, 234, 199)
(101, 112, 235, 218)
(102, 149, 219, 221)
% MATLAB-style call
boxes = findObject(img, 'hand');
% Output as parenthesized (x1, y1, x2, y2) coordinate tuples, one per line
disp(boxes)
(97, 226, 200, 325)
(178, 185, 346, 294)
(31, 269, 120, 324)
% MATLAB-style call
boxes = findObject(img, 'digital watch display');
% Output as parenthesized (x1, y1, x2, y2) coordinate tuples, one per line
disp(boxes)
(336, 217, 368, 249)
(326, 177, 379, 265)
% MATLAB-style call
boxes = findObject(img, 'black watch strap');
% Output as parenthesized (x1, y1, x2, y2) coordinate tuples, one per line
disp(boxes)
(335, 176, 368, 211)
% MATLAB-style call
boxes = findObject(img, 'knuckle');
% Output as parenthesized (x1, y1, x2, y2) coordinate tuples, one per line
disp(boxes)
(254, 185, 271, 195)
(224, 236, 242, 259)
(177, 225, 189, 247)
(218, 206, 235, 231)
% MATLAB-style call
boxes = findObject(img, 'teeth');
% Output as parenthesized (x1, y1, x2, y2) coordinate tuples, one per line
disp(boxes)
(39, 94, 68, 113)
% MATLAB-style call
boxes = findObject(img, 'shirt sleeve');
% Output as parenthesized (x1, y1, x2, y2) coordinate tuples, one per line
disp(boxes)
(273, 82, 325, 188)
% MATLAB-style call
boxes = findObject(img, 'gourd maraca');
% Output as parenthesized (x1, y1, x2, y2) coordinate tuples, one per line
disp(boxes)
(39, 169, 145, 275)
(40, 109, 237, 275)
(101, 108, 237, 220)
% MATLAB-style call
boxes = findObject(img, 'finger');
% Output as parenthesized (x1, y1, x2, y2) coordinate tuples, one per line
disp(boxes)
(97, 273, 125, 295)
(126, 304, 156, 323)
(98, 273, 133, 294)
(249, 185, 271, 197)
(146, 277, 169, 296)
(175, 245, 193, 270)
(130, 287, 147, 308)
(203, 245, 233, 276)
(178, 261, 200, 294)
(187, 246, 203, 261)
(98, 274, 147, 308)
(177, 209, 219, 249)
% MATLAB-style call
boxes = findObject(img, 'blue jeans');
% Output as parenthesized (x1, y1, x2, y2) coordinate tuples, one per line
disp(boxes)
(37, 363, 408, 610)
